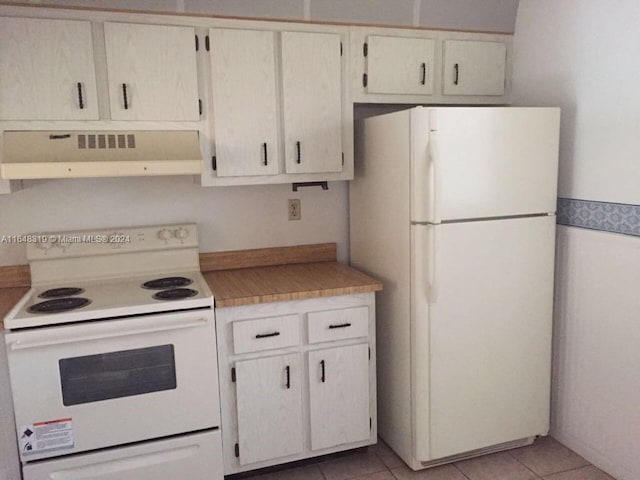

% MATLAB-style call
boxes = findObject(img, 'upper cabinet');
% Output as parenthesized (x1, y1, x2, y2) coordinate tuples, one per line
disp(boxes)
(350, 26, 512, 104)
(281, 31, 343, 175)
(104, 22, 200, 121)
(0, 7, 514, 190)
(0, 17, 99, 120)
(205, 25, 352, 186)
(442, 40, 507, 96)
(364, 35, 435, 95)
(209, 28, 279, 177)
(0, 17, 200, 122)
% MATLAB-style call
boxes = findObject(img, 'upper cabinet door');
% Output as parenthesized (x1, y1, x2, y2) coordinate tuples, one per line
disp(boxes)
(0, 17, 98, 120)
(209, 28, 280, 177)
(366, 36, 435, 95)
(104, 22, 199, 121)
(281, 31, 343, 174)
(442, 40, 506, 96)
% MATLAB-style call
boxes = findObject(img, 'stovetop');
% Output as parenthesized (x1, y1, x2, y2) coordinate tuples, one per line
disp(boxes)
(4, 270, 213, 330)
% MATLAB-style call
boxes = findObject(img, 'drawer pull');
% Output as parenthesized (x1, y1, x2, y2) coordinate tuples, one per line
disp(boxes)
(285, 365, 290, 389)
(122, 83, 129, 109)
(255, 331, 280, 339)
(320, 359, 326, 383)
(77, 82, 84, 109)
(328, 322, 352, 329)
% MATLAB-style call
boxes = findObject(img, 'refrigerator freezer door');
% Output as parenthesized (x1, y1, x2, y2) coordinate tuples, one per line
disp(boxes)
(411, 107, 560, 223)
(411, 215, 555, 461)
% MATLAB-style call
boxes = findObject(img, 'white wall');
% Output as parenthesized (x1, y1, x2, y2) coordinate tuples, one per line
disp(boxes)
(512, 0, 640, 205)
(553, 227, 640, 480)
(513, 2, 640, 479)
(0, 178, 349, 265)
(6, 0, 520, 31)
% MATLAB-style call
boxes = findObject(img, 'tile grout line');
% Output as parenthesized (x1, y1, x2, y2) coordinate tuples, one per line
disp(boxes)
(507, 449, 596, 479)
(451, 462, 472, 480)
(507, 449, 544, 478)
(539, 465, 602, 479)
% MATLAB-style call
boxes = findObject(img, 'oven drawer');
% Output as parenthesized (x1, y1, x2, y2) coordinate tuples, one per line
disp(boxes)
(23, 430, 222, 480)
(232, 314, 299, 354)
(307, 306, 369, 344)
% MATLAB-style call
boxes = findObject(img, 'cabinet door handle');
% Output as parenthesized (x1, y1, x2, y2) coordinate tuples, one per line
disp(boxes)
(285, 365, 290, 389)
(262, 142, 268, 166)
(255, 331, 280, 339)
(76, 82, 84, 109)
(122, 83, 129, 110)
(454, 63, 459, 85)
(328, 322, 352, 329)
(296, 141, 301, 164)
(320, 360, 325, 383)
(420, 63, 426, 85)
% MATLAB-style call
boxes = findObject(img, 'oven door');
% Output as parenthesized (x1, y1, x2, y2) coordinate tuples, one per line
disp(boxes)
(5, 309, 220, 462)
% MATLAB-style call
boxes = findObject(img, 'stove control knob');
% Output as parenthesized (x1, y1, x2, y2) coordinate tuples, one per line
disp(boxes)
(174, 227, 189, 241)
(157, 228, 173, 242)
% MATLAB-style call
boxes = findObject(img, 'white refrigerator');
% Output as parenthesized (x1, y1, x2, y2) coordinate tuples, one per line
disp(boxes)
(350, 106, 560, 470)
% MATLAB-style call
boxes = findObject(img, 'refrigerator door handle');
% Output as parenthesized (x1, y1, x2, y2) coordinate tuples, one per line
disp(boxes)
(425, 224, 437, 304)
(428, 132, 439, 223)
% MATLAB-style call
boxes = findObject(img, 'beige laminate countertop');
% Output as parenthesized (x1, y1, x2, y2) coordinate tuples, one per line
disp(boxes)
(205, 261, 383, 308)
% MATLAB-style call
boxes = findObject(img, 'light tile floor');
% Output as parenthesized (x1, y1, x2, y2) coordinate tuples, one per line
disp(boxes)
(233, 437, 616, 480)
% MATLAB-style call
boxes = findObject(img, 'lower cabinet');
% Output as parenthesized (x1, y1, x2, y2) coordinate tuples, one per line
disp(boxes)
(216, 293, 377, 474)
(308, 344, 370, 451)
(235, 354, 303, 465)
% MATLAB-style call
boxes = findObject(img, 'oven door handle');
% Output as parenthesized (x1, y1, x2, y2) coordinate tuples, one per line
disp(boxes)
(8, 318, 208, 351)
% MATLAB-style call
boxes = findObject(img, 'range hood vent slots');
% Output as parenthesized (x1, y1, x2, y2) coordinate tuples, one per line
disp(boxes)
(78, 133, 136, 150)
(1, 130, 202, 180)
(76, 133, 136, 150)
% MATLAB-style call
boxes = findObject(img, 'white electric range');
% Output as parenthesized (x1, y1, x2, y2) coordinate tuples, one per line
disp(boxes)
(2, 224, 223, 480)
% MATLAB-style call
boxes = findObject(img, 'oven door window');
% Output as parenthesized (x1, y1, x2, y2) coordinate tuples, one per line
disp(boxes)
(59, 345, 177, 406)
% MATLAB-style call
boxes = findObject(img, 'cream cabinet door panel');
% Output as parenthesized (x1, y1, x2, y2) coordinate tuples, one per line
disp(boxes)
(0, 17, 98, 120)
(235, 353, 303, 465)
(367, 36, 435, 95)
(104, 22, 199, 121)
(308, 344, 370, 451)
(209, 28, 279, 177)
(442, 40, 506, 96)
(281, 31, 343, 174)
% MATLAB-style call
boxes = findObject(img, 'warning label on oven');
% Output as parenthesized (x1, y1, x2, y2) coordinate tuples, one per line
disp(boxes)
(20, 418, 74, 455)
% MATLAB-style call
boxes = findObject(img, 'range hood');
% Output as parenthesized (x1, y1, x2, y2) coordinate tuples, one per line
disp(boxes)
(1, 130, 202, 179)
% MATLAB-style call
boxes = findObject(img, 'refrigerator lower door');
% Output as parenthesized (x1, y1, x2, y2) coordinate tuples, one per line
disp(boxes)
(411, 215, 555, 461)
(22, 430, 223, 480)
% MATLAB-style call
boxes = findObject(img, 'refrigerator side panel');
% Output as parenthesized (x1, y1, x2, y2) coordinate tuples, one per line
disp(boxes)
(415, 107, 560, 223)
(350, 110, 415, 466)
(426, 215, 555, 460)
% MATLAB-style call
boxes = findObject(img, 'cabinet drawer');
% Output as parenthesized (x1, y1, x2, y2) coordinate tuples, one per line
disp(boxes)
(307, 306, 368, 344)
(233, 314, 299, 354)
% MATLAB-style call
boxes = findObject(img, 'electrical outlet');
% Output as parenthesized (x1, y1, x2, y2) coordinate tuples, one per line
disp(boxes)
(288, 199, 301, 221)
